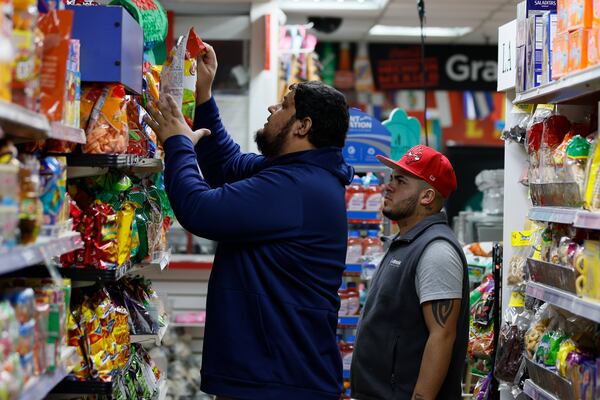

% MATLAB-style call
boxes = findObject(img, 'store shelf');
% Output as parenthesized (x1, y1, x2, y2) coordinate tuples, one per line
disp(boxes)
(523, 379, 560, 400)
(48, 122, 86, 144)
(514, 64, 600, 105)
(0, 232, 83, 275)
(527, 207, 578, 224)
(52, 378, 116, 397)
(19, 347, 77, 400)
(525, 358, 574, 400)
(131, 322, 169, 345)
(347, 211, 382, 223)
(527, 258, 577, 294)
(65, 154, 162, 178)
(59, 250, 172, 282)
(0, 100, 50, 140)
(338, 315, 359, 328)
(169, 254, 214, 270)
(526, 281, 600, 324)
(344, 264, 362, 276)
(573, 210, 600, 230)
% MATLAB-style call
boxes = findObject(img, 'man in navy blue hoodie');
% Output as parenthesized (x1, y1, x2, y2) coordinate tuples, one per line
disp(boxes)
(145, 44, 353, 400)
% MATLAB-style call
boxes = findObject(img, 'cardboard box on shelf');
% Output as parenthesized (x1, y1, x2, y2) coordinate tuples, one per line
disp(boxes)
(552, 31, 570, 79)
(568, 0, 594, 31)
(542, 12, 559, 84)
(568, 28, 591, 71)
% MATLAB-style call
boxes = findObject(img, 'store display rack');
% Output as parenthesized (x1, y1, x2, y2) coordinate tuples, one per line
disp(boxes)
(19, 347, 77, 400)
(514, 64, 600, 105)
(59, 250, 171, 283)
(525, 358, 574, 400)
(52, 378, 116, 397)
(523, 379, 560, 400)
(526, 281, 600, 324)
(527, 206, 600, 230)
(527, 258, 577, 294)
(131, 322, 169, 346)
(66, 154, 164, 178)
(0, 101, 86, 144)
(0, 232, 83, 275)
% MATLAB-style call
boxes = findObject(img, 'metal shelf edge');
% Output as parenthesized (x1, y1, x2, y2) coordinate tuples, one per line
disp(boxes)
(526, 281, 600, 324)
(523, 379, 560, 400)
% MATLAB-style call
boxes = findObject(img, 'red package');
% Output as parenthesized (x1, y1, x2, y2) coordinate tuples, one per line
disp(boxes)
(39, 10, 74, 122)
(543, 115, 571, 147)
(126, 98, 149, 157)
(527, 121, 544, 154)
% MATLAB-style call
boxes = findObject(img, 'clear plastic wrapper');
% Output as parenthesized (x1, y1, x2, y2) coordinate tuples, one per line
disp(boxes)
(81, 84, 128, 154)
(502, 104, 533, 144)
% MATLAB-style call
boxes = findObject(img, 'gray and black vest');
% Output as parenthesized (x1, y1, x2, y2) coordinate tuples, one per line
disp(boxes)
(350, 213, 469, 400)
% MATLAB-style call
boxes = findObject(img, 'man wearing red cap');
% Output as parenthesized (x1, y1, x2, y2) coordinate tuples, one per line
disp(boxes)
(350, 145, 469, 400)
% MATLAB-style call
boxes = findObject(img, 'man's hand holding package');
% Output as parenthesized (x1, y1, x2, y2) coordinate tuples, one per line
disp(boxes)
(145, 94, 211, 146)
(196, 43, 217, 105)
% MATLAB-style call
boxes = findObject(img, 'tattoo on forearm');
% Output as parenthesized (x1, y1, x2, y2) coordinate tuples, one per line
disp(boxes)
(432, 299, 453, 327)
(413, 394, 425, 400)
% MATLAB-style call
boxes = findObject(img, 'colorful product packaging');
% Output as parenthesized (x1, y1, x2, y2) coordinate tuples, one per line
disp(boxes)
(569, 0, 594, 31)
(159, 27, 206, 128)
(38, 10, 73, 121)
(82, 84, 128, 154)
(568, 28, 591, 71)
(588, 26, 600, 66)
(553, 31, 570, 78)
(594, 0, 600, 26)
(558, 0, 570, 33)
(543, 12, 559, 84)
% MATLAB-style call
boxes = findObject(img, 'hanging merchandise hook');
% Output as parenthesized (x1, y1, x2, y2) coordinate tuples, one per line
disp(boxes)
(417, 0, 429, 147)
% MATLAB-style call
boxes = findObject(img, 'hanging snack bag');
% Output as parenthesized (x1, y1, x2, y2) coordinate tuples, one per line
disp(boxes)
(82, 84, 128, 154)
(160, 27, 206, 127)
(126, 97, 150, 157)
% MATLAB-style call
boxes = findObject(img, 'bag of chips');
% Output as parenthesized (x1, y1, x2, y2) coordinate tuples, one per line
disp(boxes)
(160, 27, 206, 127)
(82, 84, 128, 154)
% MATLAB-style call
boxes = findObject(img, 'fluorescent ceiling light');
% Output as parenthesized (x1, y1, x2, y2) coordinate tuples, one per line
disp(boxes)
(369, 25, 473, 37)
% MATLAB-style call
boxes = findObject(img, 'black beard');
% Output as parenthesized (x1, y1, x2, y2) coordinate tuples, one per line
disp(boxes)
(255, 117, 295, 159)
(382, 193, 419, 221)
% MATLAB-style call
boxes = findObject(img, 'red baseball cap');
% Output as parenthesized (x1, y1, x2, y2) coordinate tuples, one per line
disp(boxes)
(376, 145, 457, 198)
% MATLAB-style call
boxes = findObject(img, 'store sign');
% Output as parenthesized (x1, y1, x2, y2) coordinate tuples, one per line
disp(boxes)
(343, 108, 392, 166)
(497, 19, 517, 91)
(368, 44, 498, 91)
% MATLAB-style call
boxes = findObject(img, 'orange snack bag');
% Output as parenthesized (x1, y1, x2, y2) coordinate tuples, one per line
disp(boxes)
(568, 28, 591, 71)
(569, 0, 593, 31)
(82, 84, 128, 154)
(39, 10, 73, 121)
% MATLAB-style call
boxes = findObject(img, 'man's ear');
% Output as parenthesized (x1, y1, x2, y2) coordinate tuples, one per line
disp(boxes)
(420, 188, 436, 207)
(294, 117, 312, 138)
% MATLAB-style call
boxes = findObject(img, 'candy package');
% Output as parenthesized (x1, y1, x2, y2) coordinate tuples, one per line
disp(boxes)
(584, 134, 600, 210)
(160, 27, 206, 127)
(39, 156, 67, 226)
(125, 97, 150, 157)
(494, 286, 531, 384)
(82, 84, 128, 154)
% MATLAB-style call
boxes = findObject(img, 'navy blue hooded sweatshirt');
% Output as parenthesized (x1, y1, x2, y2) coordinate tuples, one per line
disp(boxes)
(162, 98, 354, 400)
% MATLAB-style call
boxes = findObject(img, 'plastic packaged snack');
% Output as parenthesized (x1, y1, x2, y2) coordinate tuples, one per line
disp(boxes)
(39, 156, 67, 226)
(82, 84, 128, 154)
(125, 98, 150, 157)
(160, 27, 206, 128)
(584, 134, 600, 210)
(502, 104, 533, 144)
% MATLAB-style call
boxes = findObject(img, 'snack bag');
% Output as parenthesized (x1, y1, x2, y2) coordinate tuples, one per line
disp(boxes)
(126, 97, 150, 156)
(82, 84, 128, 154)
(160, 27, 206, 127)
(39, 156, 67, 225)
(38, 10, 74, 122)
